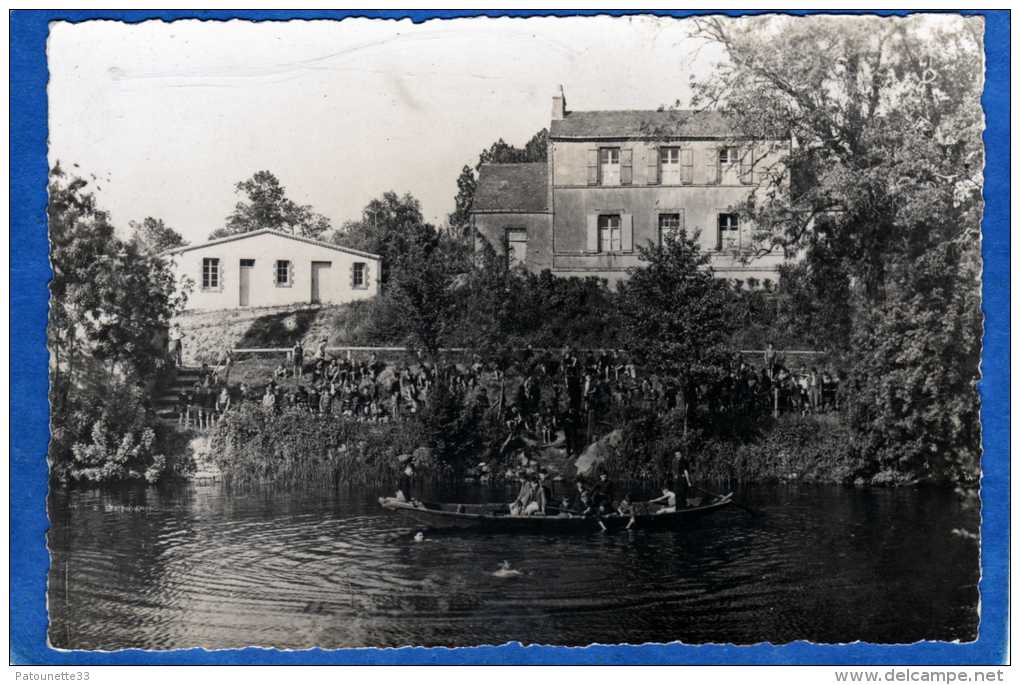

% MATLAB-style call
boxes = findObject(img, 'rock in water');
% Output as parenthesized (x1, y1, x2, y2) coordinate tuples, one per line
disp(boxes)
(573, 429, 624, 476)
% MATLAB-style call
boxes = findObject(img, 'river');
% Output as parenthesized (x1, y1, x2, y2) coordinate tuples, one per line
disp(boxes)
(47, 482, 979, 649)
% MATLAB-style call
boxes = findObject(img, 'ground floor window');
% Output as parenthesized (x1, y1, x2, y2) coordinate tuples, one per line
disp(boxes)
(506, 228, 528, 267)
(275, 260, 291, 286)
(202, 258, 220, 289)
(718, 213, 740, 250)
(352, 262, 367, 288)
(599, 214, 621, 253)
(659, 213, 683, 244)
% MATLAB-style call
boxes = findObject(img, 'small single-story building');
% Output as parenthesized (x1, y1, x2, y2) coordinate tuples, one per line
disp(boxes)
(162, 229, 381, 312)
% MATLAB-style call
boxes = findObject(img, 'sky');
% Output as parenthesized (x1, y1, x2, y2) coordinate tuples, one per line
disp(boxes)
(48, 15, 725, 245)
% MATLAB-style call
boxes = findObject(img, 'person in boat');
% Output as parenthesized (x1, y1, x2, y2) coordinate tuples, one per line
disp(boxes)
(537, 470, 553, 513)
(510, 473, 546, 517)
(509, 475, 535, 517)
(590, 470, 617, 515)
(396, 463, 418, 505)
(588, 470, 617, 531)
(648, 483, 678, 514)
(618, 493, 637, 529)
(571, 479, 590, 514)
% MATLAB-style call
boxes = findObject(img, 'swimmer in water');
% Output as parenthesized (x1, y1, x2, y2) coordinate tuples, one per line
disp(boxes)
(493, 560, 522, 578)
(413, 531, 425, 542)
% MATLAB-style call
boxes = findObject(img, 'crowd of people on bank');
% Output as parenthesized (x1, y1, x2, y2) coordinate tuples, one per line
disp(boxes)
(173, 338, 847, 441)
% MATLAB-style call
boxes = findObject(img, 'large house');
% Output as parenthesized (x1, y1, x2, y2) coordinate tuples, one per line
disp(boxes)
(163, 229, 381, 312)
(470, 88, 791, 286)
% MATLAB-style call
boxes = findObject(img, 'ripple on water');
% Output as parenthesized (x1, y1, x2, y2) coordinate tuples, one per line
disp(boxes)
(47, 483, 980, 649)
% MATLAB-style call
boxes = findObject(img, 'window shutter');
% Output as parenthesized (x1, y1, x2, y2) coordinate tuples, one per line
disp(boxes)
(716, 213, 723, 251)
(681, 149, 694, 185)
(706, 148, 719, 185)
(680, 208, 686, 231)
(621, 214, 633, 252)
(646, 147, 659, 185)
(350, 263, 356, 288)
(739, 147, 753, 185)
(288, 261, 295, 288)
(272, 260, 279, 286)
(620, 148, 633, 185)
(364, 263, 371, 289)
(586, 149, 599, 186)
(586, 214, 599, 252)
(218, 259, 224, 290)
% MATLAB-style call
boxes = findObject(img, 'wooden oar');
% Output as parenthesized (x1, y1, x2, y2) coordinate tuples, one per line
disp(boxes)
(684, 471, 762, 517)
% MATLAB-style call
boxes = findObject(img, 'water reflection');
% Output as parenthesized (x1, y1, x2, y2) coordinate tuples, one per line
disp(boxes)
(48, 482, 979, 649)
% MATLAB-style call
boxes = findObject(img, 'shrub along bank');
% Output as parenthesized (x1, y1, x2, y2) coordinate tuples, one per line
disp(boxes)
(209, 397, 888, 491)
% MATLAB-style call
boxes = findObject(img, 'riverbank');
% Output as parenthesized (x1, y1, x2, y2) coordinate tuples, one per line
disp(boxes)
(195, 400, 900, 489)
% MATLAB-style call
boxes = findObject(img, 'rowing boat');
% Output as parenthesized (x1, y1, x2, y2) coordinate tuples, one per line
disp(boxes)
(378, 492, 734, 532)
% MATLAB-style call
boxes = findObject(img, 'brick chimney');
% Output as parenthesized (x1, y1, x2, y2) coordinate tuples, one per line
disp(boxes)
(551, 85, 567, 121)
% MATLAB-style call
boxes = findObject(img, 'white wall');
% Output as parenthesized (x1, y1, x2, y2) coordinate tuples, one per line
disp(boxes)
(167, 232, 380, 312)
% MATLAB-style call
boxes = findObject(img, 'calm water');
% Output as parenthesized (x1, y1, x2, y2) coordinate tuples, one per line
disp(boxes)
(47, 481, 979, 649)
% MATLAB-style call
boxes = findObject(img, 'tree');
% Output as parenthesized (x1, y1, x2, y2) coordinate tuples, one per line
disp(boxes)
(617, 230, 738, 380)
(48, 162, 119, 415)
(691, 15, 983, 296)
(128, 216, 186, 255)
(330, 191, 432, 284)
(48, 163, 188, 483)
(375, 226, 468, 358)
(213, 170, 332, 240)
(693, 15, 984, 482)
(447, 165, 477, 235)
(847, 237, 981, 483)
(448, 129, 548, 236)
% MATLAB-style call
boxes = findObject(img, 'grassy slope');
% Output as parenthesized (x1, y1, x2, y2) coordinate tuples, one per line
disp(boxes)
(175, 301, 380, 365)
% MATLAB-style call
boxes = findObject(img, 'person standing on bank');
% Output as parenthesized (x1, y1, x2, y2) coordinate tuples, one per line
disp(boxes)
(169, 325, 184, 368)
(292, 341, 304, 382)
(217, 348, 235, 386)
(764, 341, 777, 380)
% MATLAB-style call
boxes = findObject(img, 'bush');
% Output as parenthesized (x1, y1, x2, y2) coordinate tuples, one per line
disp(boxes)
(592, 409, 863, 486)
(209, 404, 458, 486)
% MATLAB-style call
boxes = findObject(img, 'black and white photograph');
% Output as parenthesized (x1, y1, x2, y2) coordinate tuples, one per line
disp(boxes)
(43, 13, 986, 651)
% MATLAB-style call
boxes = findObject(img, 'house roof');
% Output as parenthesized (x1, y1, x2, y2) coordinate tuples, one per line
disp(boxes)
(161, 228, 381, 260)
(550, 109, 758, 140)
(471, 162, 549, 214)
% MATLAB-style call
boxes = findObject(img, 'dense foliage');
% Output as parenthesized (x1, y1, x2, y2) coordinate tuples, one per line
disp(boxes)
(617, 230, 738, 379)
(49, 164, 190, 483)
(689, 15, 983, 485)
(128, 216, 187, 255)
(208, 386, 504, 486)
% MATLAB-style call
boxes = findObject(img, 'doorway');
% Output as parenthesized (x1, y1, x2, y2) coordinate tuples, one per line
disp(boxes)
(239, 259, 255, 307)
(310, 261, 332, 304)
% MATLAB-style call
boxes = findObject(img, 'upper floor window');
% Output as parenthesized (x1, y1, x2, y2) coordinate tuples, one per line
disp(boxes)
(718, 213, 740, 250)
(660, 147, 694, 185)
(659, 213, 683, 244)
(202, 258, 220, 289)
(718, 147, 739, 166)
(599, 147, 620, 186)
(506, 228, 528, 267)
(352, 262, 367, 289)
(598, 214, 622, 253)
(275, 260, 291, 286)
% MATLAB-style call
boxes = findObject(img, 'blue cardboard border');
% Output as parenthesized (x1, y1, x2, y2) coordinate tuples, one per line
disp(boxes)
(10, 9, 1009, 665)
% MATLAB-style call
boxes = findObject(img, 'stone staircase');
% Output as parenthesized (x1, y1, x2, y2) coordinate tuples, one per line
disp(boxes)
(153, 366, 206, 426)
(151, 366, 222, 481)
